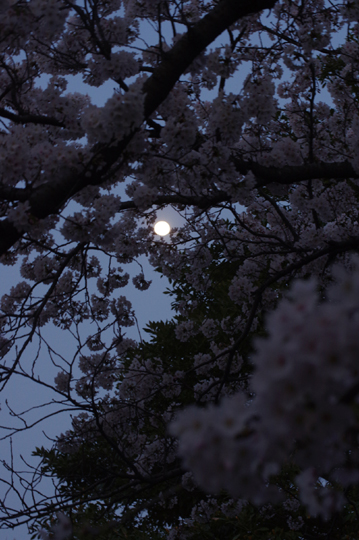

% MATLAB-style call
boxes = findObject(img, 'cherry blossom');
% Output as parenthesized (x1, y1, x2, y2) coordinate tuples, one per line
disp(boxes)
(1, 0, 359, 537)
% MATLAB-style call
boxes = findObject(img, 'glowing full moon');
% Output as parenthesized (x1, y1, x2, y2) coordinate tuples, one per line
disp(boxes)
(154, 221, 171, 236)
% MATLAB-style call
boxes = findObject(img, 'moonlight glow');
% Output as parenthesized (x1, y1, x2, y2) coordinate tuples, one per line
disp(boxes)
(154, 221, 171, 236)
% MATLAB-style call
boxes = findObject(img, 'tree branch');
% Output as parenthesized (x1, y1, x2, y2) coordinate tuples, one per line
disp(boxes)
(232, 158, 358, 186)
(0, 107, 65, 128)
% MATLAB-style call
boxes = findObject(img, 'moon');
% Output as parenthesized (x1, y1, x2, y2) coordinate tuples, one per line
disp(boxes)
(154, 221, 171, 236)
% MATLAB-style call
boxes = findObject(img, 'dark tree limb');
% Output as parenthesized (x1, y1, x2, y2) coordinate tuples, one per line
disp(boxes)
(0, 107, 65, 128)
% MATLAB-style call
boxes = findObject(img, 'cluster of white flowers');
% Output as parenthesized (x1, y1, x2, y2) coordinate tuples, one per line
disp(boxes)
(7, 201, 32, 232)
(161, 115, 198, 152)
(341, 0, 359, 21)
(84, 51, 139, 87)
(39, 512, 72, 540)
(171, 260, 359, 517)
(243, 74, 276, 124)
(132, 272, 151, 290)
(82, 79, 145, 144)
(175, 320, 196, 342)
(97, 268, 130, 296)
(110, 296, 135, 327)
(30, 0, 69, 37)
(269, 138, 303, 167)
(129, 184, 159, 210)
(54, 371, 71, 393)
(207, 94, 244, 143)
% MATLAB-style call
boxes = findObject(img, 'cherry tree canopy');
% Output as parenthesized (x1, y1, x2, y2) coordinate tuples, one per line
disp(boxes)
(2, 0, 359, 537)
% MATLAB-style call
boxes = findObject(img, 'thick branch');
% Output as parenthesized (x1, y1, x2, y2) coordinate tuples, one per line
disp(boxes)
(0, 107, 65, 128)
(232, 158, 358, 185)
(0, 184, 30, 202)
(141, 0, 278, 118)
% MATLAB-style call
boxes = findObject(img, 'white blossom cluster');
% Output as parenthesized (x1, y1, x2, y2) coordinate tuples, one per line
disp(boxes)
(171, 260, 359, 518)
(39, 512, 72, 540)
(81, 79, 145, 145)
